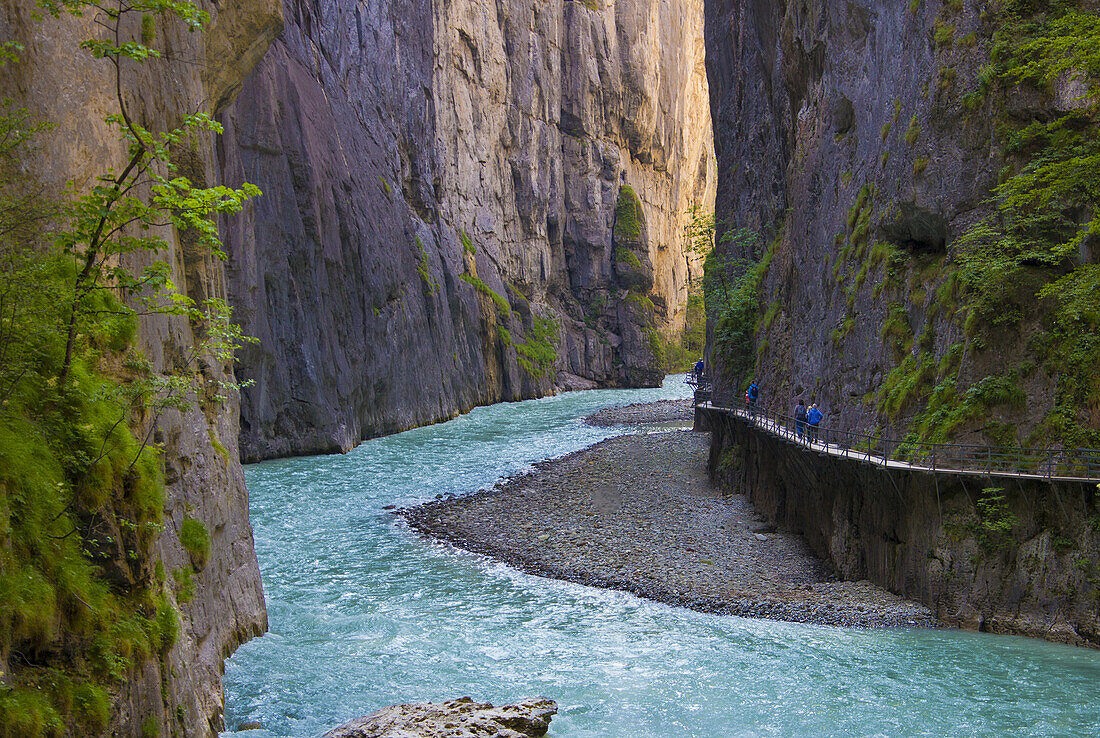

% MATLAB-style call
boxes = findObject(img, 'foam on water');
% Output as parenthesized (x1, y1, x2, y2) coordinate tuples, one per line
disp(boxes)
(223, 377, 1100, 737)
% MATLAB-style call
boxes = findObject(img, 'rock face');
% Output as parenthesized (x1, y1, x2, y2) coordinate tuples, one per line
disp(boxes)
(0, 1, 278, 733)
(323, 697, 558, 738)
(701, 0, 1056, 441)
(701, 408, 1100, 647)
(218, 0, 716, 461)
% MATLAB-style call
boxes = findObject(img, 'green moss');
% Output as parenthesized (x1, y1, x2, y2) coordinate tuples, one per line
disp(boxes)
(496, 325, 512, 346)
(171, 567, 194, 604)
(878, 351, 937, 419)
(0, 688, 64, 738)
(378, 175, 391, 195)
(880, 121, 892, 141)
(515, 316, 558, 380)
(913, 156, 930, 175)
(207, 427, 228, 461)
(459, 273, 511, 317)
(904, 116, 921, 145)
(934, 19, 955, 49)
(909, 0, 920, 14)
(414, 237, 438, 295)
(179, 518, 210, 569)
(881, 303, 913, 359)
(625, 290, 656, 313)
(614, 185, 643, 242)
(831, 317, 856, 345)
(938, 66, 956, 92)
(614, 246, 642, 268)
(460, 229, 476, 254)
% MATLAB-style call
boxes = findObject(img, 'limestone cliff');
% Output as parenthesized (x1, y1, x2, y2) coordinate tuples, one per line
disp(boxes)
(0, 1, 279, 734)
(218, 0, 715, 461)
(703, 0, 1100, 448)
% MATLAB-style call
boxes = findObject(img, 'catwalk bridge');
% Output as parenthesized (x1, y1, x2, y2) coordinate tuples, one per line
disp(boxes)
(692, 381, 1100, 483)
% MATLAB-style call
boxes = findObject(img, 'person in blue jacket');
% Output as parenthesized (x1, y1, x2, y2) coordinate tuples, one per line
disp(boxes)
(807, 402, 823, 443)
(746, 380, 759, 415)
(794, 399, 808, 439)
(693, 358, 704, 380)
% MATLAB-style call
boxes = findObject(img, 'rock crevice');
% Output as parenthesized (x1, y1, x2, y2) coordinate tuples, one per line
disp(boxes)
(219, 0, 716, 461)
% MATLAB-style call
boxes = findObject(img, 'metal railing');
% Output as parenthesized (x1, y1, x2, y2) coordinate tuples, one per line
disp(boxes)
(699, 387, 1100, 482)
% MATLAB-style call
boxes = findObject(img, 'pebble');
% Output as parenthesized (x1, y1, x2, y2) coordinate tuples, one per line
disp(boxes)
(402, 410, 938, 630)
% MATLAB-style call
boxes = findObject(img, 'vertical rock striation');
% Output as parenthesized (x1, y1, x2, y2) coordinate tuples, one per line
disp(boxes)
(703, 0, 1067, 441)
(0, 1, 279, 733)
(218, 0, 716, 461)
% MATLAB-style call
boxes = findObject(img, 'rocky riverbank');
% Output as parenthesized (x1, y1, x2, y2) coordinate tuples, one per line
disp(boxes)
(403, 428, 936, 629)
(583, 397, 694, 426)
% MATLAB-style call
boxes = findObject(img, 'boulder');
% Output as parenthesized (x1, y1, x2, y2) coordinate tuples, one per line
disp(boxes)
(323, 697, 558, 738)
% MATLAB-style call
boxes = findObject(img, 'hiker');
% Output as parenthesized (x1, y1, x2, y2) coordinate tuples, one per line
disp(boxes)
(807, 402, 823, 443)
(693, 358, 704, 381)
(794, 399, 808, 440)
(746, 380, 759, 412)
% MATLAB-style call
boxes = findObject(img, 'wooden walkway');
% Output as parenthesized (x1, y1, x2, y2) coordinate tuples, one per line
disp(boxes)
(696, 391, 1100, 483)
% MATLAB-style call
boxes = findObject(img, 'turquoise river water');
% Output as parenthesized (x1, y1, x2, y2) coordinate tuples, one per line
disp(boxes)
(223, 377, 1100, 737)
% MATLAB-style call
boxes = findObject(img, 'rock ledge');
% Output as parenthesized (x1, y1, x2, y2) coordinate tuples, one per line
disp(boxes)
(323, 697, 558, 738)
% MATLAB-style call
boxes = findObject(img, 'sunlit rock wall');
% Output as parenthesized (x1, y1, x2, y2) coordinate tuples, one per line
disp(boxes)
(219, 0, 716, 461)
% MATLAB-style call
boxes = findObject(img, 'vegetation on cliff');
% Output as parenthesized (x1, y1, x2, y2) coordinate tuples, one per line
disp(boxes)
(703, 227, 772, 392)
(0, 2, 256, 733)
(943, 0, 1100, 448)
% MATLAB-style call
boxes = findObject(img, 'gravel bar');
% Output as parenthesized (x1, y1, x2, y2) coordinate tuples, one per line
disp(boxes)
(402, 429, 937, 630)
(583, 398, 694, 427)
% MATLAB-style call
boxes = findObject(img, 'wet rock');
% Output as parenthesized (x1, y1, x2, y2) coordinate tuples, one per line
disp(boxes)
(323, 697, 557, 738)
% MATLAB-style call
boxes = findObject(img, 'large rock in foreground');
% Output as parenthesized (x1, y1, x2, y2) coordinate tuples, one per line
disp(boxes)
(324, 697, 558, 738)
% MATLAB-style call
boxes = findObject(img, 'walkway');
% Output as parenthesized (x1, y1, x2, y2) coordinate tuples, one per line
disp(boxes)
(695, 385, 1100, 483)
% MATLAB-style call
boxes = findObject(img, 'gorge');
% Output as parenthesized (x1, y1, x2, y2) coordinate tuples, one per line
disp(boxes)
(2, 0, 1100, 735)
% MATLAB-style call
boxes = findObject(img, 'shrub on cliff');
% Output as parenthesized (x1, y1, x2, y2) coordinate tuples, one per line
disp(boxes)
(704, 229, 771, 391)
(949, 3, 1100, 448)
(0, 2, 258, 733)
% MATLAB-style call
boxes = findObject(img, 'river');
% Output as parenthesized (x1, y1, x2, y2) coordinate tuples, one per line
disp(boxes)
(222, 377, 1100, 737)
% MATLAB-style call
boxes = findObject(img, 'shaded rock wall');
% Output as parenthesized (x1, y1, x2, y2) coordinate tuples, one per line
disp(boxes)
(700, 408, 1100, 647)
(0, 1, 278, 733)
(702, 0, 1043, 439)
(219, 0, 716, 461)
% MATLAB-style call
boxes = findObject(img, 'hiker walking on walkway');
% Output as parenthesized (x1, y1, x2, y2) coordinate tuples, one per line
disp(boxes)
(794, 399, 808, 440)
(807, 403, 823, 443)
(746, 381, 759, 415)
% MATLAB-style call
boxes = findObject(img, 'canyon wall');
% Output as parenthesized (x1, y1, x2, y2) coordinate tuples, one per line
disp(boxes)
(701, 408, 1100, 647)
(0, 1, 279, 733)
(703, 0, 1100, 447)
(218, 0, 716, 461)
